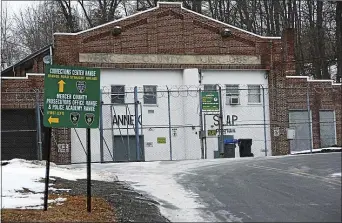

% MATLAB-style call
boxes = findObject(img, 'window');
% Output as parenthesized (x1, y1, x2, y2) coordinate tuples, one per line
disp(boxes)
(204, 84, 217, 92)
(226, 84, 239, 96)
(248, 85, 261, 103)
(226, 84, 239, 104)
(143, 85, 157, 104)
(111, 85, 125, 104)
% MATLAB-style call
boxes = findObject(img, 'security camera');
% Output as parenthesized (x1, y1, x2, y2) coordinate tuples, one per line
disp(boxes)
(221, 28, 232, 37)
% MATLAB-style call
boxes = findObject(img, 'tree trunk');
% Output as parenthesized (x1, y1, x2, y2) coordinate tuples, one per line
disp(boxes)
(336, 2, 342, 82)
(317, 1, 329, 79)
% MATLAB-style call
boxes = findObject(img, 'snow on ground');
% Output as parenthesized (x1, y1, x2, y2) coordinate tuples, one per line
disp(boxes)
(330, 172, 341, 178)
(291, 147, 341, 155)
(1, 159, 117, 209)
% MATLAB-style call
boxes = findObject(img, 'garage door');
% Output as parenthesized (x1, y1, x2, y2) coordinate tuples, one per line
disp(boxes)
(289, 110, 312, 153)
(113, 135, 145, 162)
(1, 109, 45, 161)
(319, 110, 336, 147)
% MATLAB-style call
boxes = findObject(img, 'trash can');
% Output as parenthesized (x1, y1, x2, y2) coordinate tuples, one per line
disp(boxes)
(238, 139, 254, 157)
(223, 139, 238, 158)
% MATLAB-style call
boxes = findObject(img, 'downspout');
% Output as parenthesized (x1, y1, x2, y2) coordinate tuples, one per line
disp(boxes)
(49, 45, 53, 65)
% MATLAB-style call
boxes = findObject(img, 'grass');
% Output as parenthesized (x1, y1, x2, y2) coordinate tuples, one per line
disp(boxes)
(1, 194, 116, 222)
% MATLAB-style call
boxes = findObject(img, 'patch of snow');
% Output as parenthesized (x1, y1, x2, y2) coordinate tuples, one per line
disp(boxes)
(330, 172, 341, 178)
(2, 194, 44, 209)
(291, 147, 341, 155)
(1, 159, 111, 209)
(49, 197, 67, 204)
(49, 188, 71, 192)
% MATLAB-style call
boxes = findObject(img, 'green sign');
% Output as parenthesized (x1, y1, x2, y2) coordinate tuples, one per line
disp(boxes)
(43, 65, 101, 128)
(201, 91, 219, 111)
(207, 130, 217, 136)
(157, 137, 166, 144)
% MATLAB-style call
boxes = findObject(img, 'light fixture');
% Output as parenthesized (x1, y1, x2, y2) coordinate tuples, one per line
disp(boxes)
(221, 28, 232, 37)
(112, 26, 122, 36)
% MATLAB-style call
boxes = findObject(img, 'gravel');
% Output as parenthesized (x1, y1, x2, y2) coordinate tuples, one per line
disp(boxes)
(49, 177, 170, 222)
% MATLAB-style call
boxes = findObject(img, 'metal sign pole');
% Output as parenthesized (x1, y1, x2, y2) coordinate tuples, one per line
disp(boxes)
(87, 128, 91, 212)
(134, 87, 140, 161)
(218, 86, 224, 156)
(199, 88, 204, 159)
(43, 127, 52, 211)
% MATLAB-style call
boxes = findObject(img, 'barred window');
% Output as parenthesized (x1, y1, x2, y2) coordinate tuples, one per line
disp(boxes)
(143, 85, 157, 105)
(111, 85, 125, 104)
(226, 84, 239, 96)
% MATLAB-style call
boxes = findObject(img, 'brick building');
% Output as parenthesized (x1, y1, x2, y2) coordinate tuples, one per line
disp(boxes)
(1, 2, 341, 164)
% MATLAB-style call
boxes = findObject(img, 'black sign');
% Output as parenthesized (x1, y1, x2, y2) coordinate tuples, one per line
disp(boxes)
(85, 113, 95, 126)
(70, 112, 80, 125)
(213, 114, 238, 126)
(76, 81, 87, 93)
(113, 115, 142, 126)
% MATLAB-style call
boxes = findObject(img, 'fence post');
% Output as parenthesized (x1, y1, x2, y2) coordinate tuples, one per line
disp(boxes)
(99, 89, 104, 163)
(199, 88, 204, 159)
(167, 87, 173, 161)
(307, 83, 313, 153)
(262, 86, 268, 156)
(218, 85, 224, 156)
(134, 86, 141, 161)
(35, 91, 43, 160)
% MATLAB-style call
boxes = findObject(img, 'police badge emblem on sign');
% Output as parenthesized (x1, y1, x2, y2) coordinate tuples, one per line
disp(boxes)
(85, 113, 95, 126)
(70, 112, 80, 125)
(76, 81, 86, 93)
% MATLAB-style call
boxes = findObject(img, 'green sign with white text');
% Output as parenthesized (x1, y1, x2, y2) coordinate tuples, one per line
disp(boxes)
(43, 65, 101, 128)
(201, 91, 219, 111)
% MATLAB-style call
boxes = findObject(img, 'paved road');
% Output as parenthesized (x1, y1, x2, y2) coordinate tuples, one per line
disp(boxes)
(177, 153, 341, 222)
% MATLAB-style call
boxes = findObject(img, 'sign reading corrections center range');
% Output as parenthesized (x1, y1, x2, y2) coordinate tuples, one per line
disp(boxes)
(43, 65, 100, 128)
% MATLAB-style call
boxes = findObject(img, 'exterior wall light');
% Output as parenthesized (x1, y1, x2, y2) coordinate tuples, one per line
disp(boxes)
(112, 26, 122, 36)
(221, 28, 232, 37)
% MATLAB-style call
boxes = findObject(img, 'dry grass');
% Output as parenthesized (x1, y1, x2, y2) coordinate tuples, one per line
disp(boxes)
(1, 194, 116, 222)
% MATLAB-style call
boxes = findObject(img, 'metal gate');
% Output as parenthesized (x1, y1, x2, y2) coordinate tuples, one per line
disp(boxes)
(1, 109, 45, 160)
(289, 110, 312, 152)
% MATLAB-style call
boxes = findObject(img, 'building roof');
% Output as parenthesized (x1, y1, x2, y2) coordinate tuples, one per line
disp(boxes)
(1, 45, 51, 76)
(54, 2, 281, 39)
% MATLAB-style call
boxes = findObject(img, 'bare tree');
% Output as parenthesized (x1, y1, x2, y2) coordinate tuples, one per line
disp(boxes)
(336, 1, 342, 83)
(1, 3, 22, 69)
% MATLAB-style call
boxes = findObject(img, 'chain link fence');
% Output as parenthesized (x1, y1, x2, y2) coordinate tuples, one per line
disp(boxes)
(1, 84, 340, 163)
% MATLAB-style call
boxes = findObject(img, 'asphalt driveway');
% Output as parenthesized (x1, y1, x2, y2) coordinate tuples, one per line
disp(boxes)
(177, 153, 341, 222)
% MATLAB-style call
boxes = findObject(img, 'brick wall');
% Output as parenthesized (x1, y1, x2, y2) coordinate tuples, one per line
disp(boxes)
(286, 77, 342, 148)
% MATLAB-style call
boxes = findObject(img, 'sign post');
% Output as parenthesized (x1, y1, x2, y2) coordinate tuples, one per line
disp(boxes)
(43, 65, 100, 212)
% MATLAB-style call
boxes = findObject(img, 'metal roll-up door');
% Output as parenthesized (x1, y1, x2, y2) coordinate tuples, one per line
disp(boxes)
(319, 110, 336, 147)
(289, 110, 312, 152)
(1, 109, 39, 160)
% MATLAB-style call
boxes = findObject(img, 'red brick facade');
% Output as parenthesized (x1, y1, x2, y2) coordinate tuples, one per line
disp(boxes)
(286, 77, 342, 148)
(1, 2, 341, 163)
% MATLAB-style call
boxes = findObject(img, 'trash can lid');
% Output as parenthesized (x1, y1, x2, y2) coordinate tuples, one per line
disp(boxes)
(224, 139, 238, 144)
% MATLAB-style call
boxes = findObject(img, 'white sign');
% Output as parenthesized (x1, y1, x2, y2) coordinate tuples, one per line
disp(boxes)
(58, 144, 69, 153)
(146, 142, 153, 147)
(274, 127, 280, 137)
(287, 128, 296, 140)
(79, 53, 261, 65)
